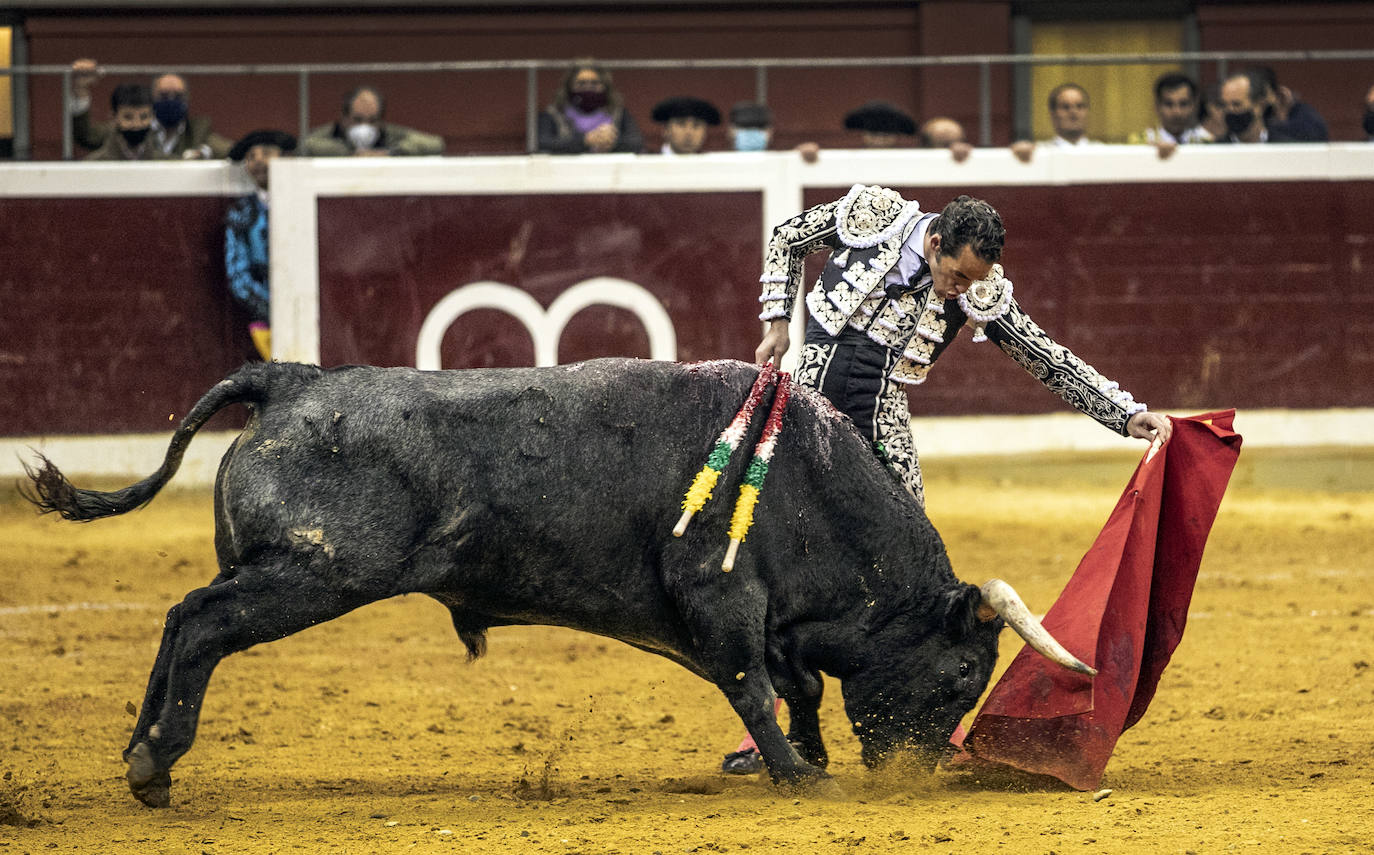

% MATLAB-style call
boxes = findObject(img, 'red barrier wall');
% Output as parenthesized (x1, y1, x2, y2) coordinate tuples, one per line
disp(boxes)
(3, 176, 1371, 436)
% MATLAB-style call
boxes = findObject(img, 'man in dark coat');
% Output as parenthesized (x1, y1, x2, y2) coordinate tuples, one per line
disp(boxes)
(69, 59, 231, 159)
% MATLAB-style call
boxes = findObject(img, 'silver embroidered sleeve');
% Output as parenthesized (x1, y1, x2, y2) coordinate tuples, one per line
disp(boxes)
(758, 199, 842, 320)
(985, 299, 1147, 436)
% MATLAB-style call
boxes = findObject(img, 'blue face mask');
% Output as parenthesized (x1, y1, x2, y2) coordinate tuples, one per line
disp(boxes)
(153, 97, 188, 129)
(733, 128, 769, 152)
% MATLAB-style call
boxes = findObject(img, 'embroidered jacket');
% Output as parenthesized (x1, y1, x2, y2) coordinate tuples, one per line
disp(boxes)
(757, 184, 1147, 435)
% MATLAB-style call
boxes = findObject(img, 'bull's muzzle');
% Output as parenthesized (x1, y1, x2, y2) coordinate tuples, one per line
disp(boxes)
(976, 579, 1097, 676)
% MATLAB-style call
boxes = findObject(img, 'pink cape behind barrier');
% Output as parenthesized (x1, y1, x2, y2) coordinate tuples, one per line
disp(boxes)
(951, 410, 1243, 790)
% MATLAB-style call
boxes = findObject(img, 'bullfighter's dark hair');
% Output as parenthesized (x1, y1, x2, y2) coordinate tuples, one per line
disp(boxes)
(341, 85, 386, 118)
(111, 83, 153, 112)
(1153, 72, 1199, 103)
(930, 195, 1005, 264)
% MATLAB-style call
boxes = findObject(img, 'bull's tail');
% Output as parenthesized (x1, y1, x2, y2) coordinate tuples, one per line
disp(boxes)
(21, 362, 309, 522)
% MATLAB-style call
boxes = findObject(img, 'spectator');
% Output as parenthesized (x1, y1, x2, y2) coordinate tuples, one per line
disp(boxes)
(1012, 83, 1095, 162)
(302, 86, 444, 157)
(537, 61, 643, 154)
(727, 101, 772, 152)
(1198, 82, 1228, 142)
(1365, 84, 1374, 140)
(1047, 82, 1095, 147)
(1129, 72, 1212, 159)
(1245, 66, 1328, 142)
(842, 101, 917, 148)
(919, 116, 973, 163)
(651, 96, 721, 155)
(69, 59, 231, 159)
(225, 129, 296, 361)
(84, 84, 169, 161)
(1219, 72, 1268, 143)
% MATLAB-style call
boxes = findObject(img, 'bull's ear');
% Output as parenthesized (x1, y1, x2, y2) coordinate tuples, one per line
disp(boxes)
(941, 583, 987, 640)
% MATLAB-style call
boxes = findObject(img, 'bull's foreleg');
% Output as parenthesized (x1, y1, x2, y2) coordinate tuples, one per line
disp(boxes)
(123, 567, 374, 808)
(681, 608, 827, 786)
(716, 672, 826, 787)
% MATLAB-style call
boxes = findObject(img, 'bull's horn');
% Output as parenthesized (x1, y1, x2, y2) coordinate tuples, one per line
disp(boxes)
(978, 579, 1097, 676)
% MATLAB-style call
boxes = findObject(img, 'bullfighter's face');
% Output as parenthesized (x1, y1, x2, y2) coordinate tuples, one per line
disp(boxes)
(928, 238, 994, 300)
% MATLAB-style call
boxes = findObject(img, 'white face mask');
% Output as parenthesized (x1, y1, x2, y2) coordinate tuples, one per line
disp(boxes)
(346, 123, 380, 150)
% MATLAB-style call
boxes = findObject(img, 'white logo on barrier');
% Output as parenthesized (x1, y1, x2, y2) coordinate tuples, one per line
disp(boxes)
(415, 277, 677, 370)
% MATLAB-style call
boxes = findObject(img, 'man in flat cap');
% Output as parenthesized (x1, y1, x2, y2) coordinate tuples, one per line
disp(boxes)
(843, 100, 917, 147)
(728, 101, 773, 152)
(225, 129, 296, 361)
(651, 96, 721, 155)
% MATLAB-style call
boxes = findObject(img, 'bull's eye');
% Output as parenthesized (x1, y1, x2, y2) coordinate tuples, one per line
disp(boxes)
(957, 661, 972, 678)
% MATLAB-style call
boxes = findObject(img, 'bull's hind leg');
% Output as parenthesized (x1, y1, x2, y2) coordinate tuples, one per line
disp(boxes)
(124, 565, 376, 807)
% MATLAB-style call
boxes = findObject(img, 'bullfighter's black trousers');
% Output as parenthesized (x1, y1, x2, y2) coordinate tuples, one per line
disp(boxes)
(796, 318, 925, 506)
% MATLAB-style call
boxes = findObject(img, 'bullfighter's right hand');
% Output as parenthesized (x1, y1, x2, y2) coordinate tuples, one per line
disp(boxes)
(755, 319, 791, 366)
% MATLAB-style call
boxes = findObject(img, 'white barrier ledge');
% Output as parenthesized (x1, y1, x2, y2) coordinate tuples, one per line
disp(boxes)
(4, 407, 1370, 487)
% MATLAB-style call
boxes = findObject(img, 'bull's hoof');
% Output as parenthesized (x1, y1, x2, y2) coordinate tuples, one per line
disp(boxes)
(769, 762, 831, 792)
(788, 738, 829, 769)
(126, 742, 173, 808)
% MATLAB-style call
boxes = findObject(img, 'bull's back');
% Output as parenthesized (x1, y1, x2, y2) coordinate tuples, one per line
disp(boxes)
(215, 360, 764, 634)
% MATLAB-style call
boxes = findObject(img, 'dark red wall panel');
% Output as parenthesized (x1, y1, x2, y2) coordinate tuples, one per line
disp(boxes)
(315, 192, 764, 369)
(0, 197, 257, 435)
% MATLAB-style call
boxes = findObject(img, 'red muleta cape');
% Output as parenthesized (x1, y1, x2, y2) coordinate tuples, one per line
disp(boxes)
(954, 410, 1242, 790)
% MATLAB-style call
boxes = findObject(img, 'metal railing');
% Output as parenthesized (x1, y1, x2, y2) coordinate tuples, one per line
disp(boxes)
(4, 49, 1373, 159)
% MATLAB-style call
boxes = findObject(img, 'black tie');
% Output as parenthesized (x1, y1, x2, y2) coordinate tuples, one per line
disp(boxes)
(885, 257, 929, 302)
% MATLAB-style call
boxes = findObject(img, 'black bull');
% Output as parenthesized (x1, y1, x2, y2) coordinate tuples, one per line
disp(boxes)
(23, 358, 1091, 808)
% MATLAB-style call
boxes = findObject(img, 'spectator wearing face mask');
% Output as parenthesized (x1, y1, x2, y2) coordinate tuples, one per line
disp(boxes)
(68, 59, 231, 159)
(727, 101, 773, 152)
(84, 84, 171, 161)
(1218, 72, 1269, 144)
(537, 61, 644, 154)
(302, 86, 444, 157)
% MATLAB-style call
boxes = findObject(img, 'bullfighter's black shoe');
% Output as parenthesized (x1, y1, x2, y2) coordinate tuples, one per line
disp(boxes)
(720, 748, 764, 775)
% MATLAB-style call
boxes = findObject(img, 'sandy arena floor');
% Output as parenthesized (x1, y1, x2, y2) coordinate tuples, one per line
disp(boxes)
(1, 447, 1370, 854)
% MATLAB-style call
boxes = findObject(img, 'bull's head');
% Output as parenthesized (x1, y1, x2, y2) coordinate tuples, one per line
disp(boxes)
(841, 578, 1093, 770)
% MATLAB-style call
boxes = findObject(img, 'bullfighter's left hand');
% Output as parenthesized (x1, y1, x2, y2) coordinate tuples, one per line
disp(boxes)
(1127, 411, 1172, 444)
